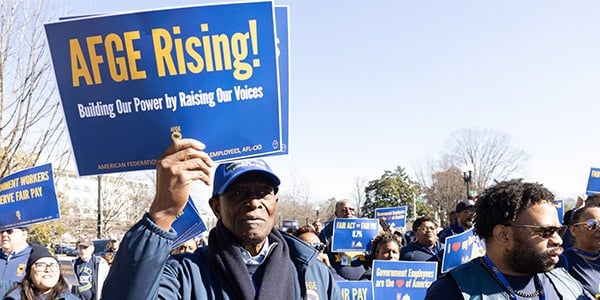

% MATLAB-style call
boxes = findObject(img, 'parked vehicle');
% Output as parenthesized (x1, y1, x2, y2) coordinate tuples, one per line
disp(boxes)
(65, 246, 78, 257)
(54, 244, 75, 255)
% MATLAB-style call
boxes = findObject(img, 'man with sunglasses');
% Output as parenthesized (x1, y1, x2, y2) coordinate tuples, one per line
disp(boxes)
(558, 206, 600, 297)
(0, 226, 31, 281)
(426, 179, 589, 299)
(103, 139, 341, 299)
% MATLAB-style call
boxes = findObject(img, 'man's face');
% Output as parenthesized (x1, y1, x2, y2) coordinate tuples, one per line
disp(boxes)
(415, 221, 437, 247)
(77, 244, 95, 262)
(210, 173, 277, 246)
(504, 201, 563, 274)
(457, 207, 475, 228)
(1, 228, 27, 253)
(570, 207, 600, 253)
(109, 240, 119, 251)
(335, 201, 355, 218)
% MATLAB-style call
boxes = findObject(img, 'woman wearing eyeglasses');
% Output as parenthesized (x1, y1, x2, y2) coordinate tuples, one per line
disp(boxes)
(559, 206, 600, 298)
(2, 244, 79, 300)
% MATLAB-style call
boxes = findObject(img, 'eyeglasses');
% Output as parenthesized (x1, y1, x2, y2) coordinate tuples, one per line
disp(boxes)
(310, 242, 325, 251)
(33, 262, 60, 272)
(505, 224, 564, 239)
(0, 229, 14, 235)
(418, 226, 436, 232)
(572, 219, 600, 231)
(77, 245, 89, 249)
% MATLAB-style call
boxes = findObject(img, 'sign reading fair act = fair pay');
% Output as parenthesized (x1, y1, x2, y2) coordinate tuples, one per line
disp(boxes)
(45, 1, 284, 176)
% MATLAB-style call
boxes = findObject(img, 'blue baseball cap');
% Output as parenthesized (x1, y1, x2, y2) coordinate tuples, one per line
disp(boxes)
(212, 159, 280, 197)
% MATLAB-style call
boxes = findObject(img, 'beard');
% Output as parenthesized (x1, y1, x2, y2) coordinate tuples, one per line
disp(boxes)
(504, 233, 561, 274)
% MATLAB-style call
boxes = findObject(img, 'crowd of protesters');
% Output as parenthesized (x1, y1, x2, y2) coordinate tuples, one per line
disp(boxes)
(2, 139, 600, 299)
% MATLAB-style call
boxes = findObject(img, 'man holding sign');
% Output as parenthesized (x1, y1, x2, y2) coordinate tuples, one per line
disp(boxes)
(426, 179, 588, 299)
(103, 139, 341, 299)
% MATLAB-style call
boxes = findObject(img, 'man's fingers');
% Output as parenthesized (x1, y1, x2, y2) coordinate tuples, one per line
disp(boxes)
(160, 138, 207, 159)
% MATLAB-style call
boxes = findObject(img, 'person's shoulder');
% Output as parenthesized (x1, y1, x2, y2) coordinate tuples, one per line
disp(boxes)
(58, 290, 81, 300)
(425, 273, 462, 300)
(282, 232, 319, 264)
(400, 241, 419, 254)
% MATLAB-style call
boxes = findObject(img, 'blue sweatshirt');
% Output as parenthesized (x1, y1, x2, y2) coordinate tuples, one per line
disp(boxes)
(102, 214, 341, 300)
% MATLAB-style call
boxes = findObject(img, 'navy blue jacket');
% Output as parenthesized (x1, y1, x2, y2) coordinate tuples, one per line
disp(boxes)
(102, 215, 341, 300)
(0, 245, 31, 282)
(437, 223, 467, 243)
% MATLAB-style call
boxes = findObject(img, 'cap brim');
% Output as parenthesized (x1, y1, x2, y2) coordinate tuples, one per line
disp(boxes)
(214, 170, 280, 197)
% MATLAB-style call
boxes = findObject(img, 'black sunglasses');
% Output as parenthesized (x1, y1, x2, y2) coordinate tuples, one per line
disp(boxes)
(504, 224, 564, 239)
(572, 219, 600, 231)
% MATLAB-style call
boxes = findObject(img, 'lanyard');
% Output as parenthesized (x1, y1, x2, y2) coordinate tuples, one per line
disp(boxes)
(483, 255, 545, 300)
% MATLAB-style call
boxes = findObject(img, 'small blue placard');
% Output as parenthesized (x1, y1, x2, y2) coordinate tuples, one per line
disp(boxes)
(172, 197, 207, 250)
(0, 164, 60, 230)
(374, 206, 407, 230)
(556, 199, 564, 224)
(281, 219, 298, 231)
(371, 260, 437, 300)
(586, 167, 600, 195)
(331, 218, 379, 252)
(337, 280, 372, 300)
(45, 1, 282, 176)
(440, 228, 484, 273)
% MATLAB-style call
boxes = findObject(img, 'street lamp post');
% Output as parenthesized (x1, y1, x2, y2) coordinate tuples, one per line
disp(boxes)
(462, 163, 474, 199)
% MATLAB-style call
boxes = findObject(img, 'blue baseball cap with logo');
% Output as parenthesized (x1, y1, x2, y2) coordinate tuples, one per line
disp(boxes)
(212, 159, 280, 197)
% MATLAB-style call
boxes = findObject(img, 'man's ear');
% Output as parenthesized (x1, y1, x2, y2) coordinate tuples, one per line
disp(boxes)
(568, 225, 577, 238)
(209, 197, 221, 219)
(492, 224, 511, 245)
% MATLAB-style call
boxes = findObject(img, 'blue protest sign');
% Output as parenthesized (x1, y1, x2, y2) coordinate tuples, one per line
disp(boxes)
(556, 199, 564, 224)
(586, 167, 600, 195)
(172, 197, 207, 250)
(274, 6, 289, 155)
(440, 228, 484, 273)
(45, 1, 282, 176)
(0, 164, 60, 230)
(281, 219, 298, 231)
(371, 260, 437, 300)
(374, 206, 407, 230)
(331, 218, 379, 252)
(337, 281, 372, 300)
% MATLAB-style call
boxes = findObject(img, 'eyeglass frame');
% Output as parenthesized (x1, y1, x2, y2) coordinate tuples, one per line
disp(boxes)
(572, 219, 600, 231)
(503, 223, 564, 239)
(33, 262, 60, 272)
